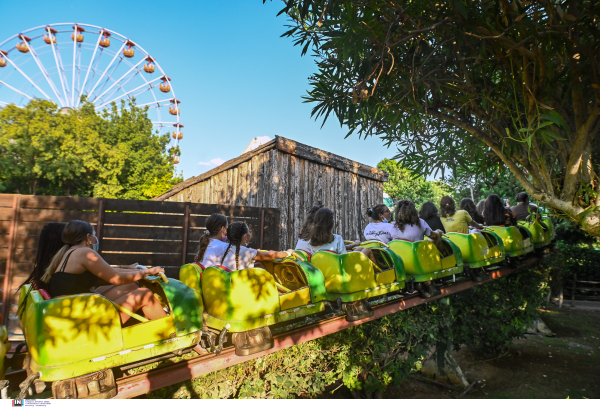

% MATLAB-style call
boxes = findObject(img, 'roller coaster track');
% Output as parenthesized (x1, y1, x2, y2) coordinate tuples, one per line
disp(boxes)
(5, 257, 537, 399)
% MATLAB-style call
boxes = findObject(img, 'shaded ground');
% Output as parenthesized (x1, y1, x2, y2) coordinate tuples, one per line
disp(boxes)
(373, 305, 600, 399)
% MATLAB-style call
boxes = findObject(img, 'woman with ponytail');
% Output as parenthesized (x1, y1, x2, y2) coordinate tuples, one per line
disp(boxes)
(44, 220, 167, 324)
(363, 204, 393, 243)
(194, 213, 229, 267)
(220, 221, 293, 271)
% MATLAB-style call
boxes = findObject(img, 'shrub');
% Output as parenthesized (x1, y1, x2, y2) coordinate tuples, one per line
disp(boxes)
(149, 270, 548, 398)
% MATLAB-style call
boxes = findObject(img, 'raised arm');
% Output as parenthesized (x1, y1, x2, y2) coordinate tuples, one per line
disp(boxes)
(254, 249, 294, 262)
(80, 249, 164, 285)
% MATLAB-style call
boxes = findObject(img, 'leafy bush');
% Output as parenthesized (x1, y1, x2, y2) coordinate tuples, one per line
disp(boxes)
(149, 270, 548, 399)
(541, 243, 600, 287)
(450, 269, 548, 353)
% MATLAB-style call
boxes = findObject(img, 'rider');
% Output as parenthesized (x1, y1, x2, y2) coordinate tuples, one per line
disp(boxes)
(195, 214, 229, 267)
(364, 204, 393, 243)
(439, 196, 483, 233)
(390, 200, 444, 246)
(484, 194, 517, 227)
(510, 192, 539, 221)
(42, 220, 166, 324)
(419, 201, 446, 233)
(219, 221, 293, 270)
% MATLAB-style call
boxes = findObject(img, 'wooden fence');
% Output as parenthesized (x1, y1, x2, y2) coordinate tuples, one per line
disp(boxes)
(0, 194, 280, 340)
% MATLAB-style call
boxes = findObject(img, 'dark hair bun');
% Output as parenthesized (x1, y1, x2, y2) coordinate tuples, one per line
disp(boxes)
(366, 208, 373, 216)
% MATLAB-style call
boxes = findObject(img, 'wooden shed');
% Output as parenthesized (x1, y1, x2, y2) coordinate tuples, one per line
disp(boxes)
(154, 136, 389, 250)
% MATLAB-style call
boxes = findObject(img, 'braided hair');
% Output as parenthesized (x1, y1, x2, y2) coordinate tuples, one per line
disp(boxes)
(298, 205, 323, 240)
(195, 214, 228, 263)
(221, 221, 250, 270)
(394, 200, 420, 232)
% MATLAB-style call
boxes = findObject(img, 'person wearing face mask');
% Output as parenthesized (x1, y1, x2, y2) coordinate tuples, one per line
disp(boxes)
(363, 204, 393, 244)
(43, 220, 167, 323)
(220, 221, 294, 271)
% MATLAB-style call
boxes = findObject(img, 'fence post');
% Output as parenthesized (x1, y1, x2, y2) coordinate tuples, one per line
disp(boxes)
(181, 203, 190, 265)
(96, 198, 106, 253)
(259, 209, 265, 250)
(2, 194, 21, 324)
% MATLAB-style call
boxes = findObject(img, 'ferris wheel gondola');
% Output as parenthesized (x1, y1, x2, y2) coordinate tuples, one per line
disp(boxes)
(0, 23, 183, 161)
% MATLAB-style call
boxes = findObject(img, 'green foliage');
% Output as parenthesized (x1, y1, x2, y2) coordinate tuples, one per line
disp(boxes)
(0, 98, 181, 199)
(150, 270, 547, 398)
(453, 171, 524, 204)
(378, 159, 453, 208)
(541, 242, 600, 283)
(273, 0, 600, 236)
(554, 220, 598, 247)
(450, 269, 548, 354)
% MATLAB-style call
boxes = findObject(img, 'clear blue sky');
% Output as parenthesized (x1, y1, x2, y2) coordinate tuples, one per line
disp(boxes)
(0, 0, 400, 181)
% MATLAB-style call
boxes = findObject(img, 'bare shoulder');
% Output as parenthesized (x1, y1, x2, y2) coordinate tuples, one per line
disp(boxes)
(73, 247, 101, 261)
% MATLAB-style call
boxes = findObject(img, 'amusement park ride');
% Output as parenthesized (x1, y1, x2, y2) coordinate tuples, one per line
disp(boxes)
(0, 23, 183, 163)
(0, 217, 554, 399)
(0, 23, 559, 402)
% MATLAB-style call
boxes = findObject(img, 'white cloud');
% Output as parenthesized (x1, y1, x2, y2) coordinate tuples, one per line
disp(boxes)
(198, 158, 225, 166)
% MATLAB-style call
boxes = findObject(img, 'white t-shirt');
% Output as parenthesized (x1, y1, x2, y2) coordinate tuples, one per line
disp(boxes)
(295, 238, 312, 252)
(199, 238, 229, 267)
(301, 234, 347, 255)
(389, 219, 432, 242)
(221, 245, 258, 271)
(364, 222, 393, 244)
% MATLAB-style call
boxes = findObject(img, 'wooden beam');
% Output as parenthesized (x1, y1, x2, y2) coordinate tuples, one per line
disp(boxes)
(154, 136, 388, 201)
(2, 195, 20, 324)
(275, 136, 388, 182)
(154, 140, 278, 201)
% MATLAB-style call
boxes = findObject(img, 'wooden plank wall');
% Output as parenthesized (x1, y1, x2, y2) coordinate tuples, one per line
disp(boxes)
(166, 150, 384, 250)
(0, 194, 280, 341)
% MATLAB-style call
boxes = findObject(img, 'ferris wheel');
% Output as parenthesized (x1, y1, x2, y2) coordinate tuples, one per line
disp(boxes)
(0, 23, 183, 163)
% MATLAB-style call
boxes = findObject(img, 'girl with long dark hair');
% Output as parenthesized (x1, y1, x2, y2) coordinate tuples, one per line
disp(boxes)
(43, 220, 166, 323)
(439, 196, 483, 233)
(419, 201, 445, 233)
(303, 208, 375, 262)
(220, 221, 293, 270)
(20, 222, 66, 291)
(295, 205, 322, 250)
(390, 200, 443, 242)
(296, 204, 361, 251)
(483, 194, 517, 226)
(363, 204, 393, 243)
(459, 198, 484, 224)
(391, 200, 443, 297)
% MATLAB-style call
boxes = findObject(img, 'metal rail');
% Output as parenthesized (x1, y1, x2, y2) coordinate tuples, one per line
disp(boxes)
(112, 259, 536, 399)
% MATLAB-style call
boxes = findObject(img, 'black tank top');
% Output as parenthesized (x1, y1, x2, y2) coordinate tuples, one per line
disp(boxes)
(48, 249, 99, 297)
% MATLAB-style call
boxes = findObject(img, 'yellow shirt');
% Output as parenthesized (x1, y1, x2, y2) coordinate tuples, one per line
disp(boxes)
(441, 210, 473, 234)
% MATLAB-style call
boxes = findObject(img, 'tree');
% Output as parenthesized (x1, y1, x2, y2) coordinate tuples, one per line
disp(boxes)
(452, 170, 523, 204)
(378, 158, 453, 208)
(0, 99, 181, 199)
(272, 0, 600, 236)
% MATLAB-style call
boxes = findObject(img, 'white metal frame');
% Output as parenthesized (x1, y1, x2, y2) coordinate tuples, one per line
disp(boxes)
(0, 22, 182, 150)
